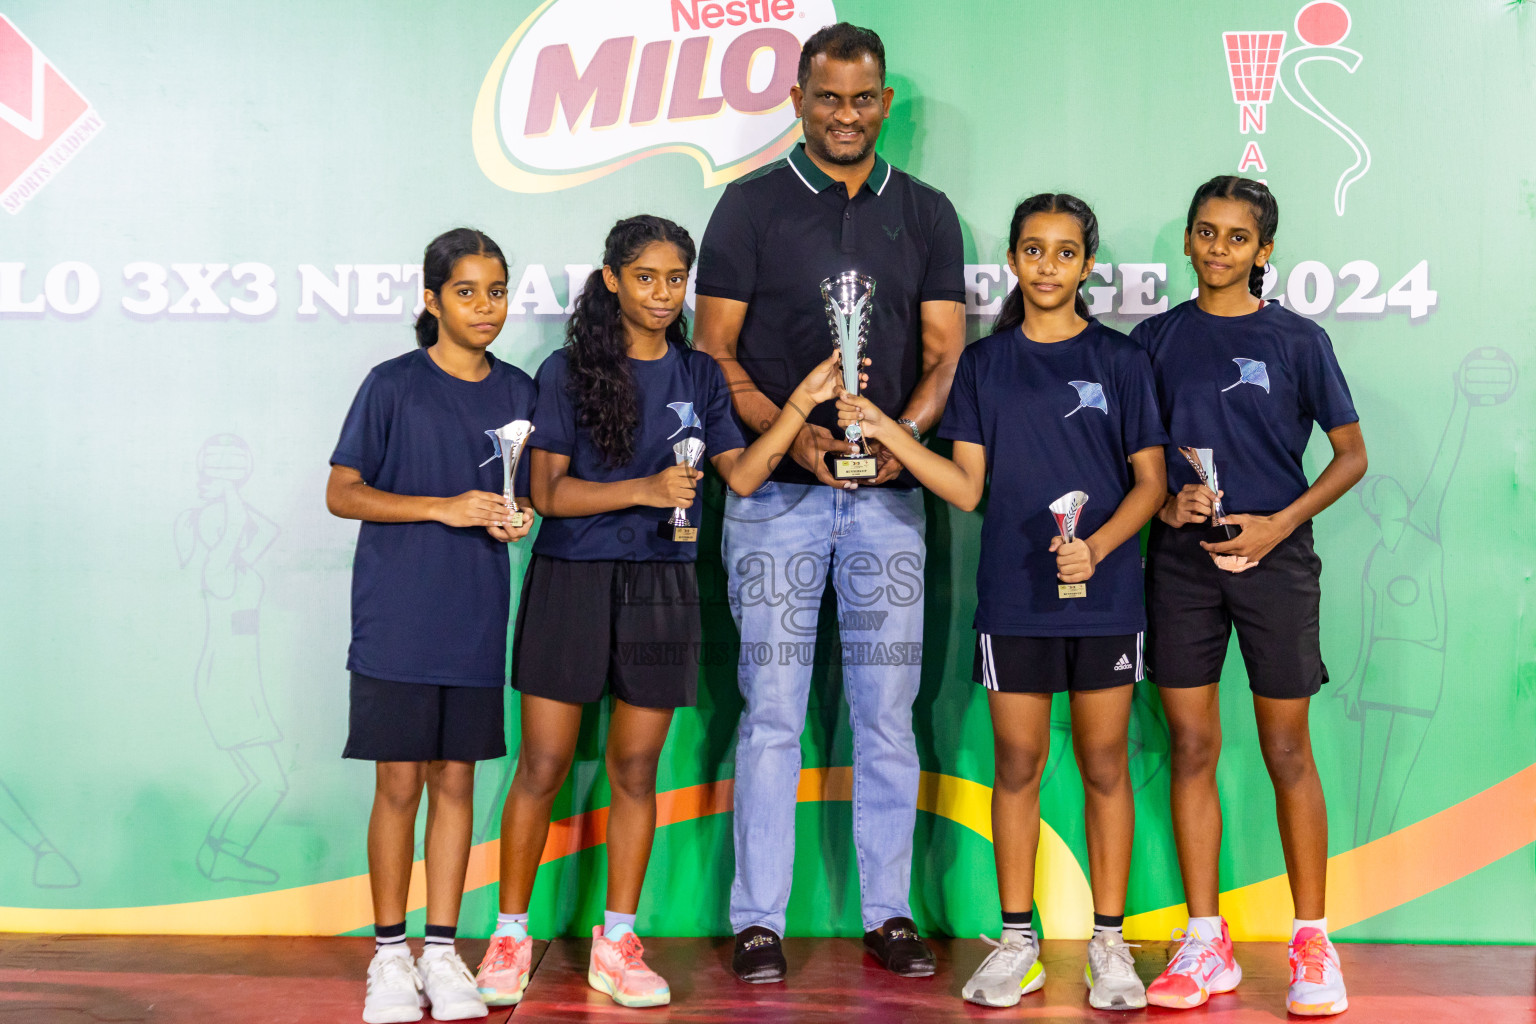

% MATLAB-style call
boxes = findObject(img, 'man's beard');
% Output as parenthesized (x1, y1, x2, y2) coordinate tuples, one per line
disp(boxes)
(811, 128, 874, 165)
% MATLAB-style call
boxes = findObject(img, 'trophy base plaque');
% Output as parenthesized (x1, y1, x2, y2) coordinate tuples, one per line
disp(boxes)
(1058, 583, 1087, 599)
(657, 522, 698, 543)
(828, 452, 878, 480)
(508, 510, 525, 529)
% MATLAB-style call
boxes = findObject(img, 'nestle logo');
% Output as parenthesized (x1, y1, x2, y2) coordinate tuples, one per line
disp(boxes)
(475, 0, 834, 194)
(671, 0, 797, 32)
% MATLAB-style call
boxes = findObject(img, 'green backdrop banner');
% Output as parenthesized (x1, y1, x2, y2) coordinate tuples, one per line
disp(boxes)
(0, 0, 1532, 944)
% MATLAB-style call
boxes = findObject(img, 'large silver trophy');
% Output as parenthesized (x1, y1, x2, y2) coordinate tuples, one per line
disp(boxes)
(657, 437, 707, 542)
(1049, 490, 1090, 599)
(821, 270, 878, 481)
(489, 420, 534, 528)
(1178, 446, 1240, 541)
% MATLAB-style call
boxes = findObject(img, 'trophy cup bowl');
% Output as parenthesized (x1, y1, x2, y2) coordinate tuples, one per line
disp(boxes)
(1049, 490, 1090, 599)
(1177, 446, 1241, 542)
(492, 420, 535, 528)
(821, 270, 878, 481)
(658, 436, 707, 542)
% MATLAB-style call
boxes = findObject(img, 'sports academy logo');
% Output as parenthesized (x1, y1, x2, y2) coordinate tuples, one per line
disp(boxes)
(0, 15, 104, 215)
(473, 0, 835, 194)
(1222, 0, 1369, 215)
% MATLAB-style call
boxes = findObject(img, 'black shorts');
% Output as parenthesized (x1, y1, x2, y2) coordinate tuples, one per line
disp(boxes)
(342, 673, 506, 762)
(1145, 519, 1327, 699)
(973, 632, 1145, 694)
(512, 555, 699, 709)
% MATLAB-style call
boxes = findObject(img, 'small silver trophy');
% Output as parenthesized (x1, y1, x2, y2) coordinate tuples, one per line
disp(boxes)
(821, 270, 878, 481)
(1178, 446, 1239, 541)
(657, 436, 707, 542)
(486, 420, 534, 528)
(1050, 490, 1090, 599)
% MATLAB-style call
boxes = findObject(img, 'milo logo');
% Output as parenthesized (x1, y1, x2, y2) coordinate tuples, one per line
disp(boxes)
(474, 0, 835, 194)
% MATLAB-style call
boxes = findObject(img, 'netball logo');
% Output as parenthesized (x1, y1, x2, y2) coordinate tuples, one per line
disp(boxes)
(1222, 0, 1369, 215)
(474, 0, 836, 194)
(0, 15, 105, 215)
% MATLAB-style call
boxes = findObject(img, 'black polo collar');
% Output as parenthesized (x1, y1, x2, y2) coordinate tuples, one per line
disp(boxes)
(786, 143, 892, 196)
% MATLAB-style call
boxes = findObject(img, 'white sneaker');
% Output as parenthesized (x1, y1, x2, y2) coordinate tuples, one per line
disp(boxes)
(418, 947, 489, 1020)
(1085, 931, 1146, 1010)
(1287, 927, 1348, 1016)
(363, 948, 424, 1024)
(961, 932, 1045, 1007)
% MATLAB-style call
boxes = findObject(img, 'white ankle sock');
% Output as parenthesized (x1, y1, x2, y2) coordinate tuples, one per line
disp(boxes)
(494, 912, 529, 939)
(1187, 916, 1223, 941)
(1292, 917, 1328, 938)
(604, 910, 636, 940)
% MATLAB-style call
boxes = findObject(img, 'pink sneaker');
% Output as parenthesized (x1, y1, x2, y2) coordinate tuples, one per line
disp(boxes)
(587, 926, 671, 1008)
(1287, 928, 1348, 1016)
(1146, 919, 1243, 1009)
(474, 933, 532, 1006)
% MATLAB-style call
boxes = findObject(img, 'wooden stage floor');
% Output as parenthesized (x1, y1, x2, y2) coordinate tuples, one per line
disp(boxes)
(1, 933, 1531, 1023)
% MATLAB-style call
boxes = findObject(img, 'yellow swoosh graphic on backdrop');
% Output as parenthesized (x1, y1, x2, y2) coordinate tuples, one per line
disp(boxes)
(2, 765, 1530, 939)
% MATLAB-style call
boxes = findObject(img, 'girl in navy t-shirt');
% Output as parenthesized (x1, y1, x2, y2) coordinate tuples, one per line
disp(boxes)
(473, 215, 847, 1009)
(1132, 177, 1366, 1017)
(839, 195, 1167, 1011)
(328, 229, 537, 1023)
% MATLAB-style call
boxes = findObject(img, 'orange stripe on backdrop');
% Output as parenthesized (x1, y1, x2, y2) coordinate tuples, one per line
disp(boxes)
(1125, 763, 1536, 940)
(1, 765, 1530, 937)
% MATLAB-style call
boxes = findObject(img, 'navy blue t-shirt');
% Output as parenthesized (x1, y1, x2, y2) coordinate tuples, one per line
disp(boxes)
(1130, 300, 1358, 514)
(331, 348, 536, 687)
(530, 344, 744, 562)
(939, 321, 1168, 637)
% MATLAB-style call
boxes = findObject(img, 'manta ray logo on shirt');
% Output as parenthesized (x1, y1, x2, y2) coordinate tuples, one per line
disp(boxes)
(666, 402, 703, 439)
(1221, 358, 1272, 393)
(1065, 381, 1108, 418)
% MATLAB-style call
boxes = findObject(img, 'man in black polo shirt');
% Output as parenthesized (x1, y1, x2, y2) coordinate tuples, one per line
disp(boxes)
(694, 22, 965, 984)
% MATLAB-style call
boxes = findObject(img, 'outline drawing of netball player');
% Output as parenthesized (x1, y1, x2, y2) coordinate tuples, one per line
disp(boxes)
(174, 433, 288, 884)
(0, 779, 80, 887)
(1337, 347, 1516, 845)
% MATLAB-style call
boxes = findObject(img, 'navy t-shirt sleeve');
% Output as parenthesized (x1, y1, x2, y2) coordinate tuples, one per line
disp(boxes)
(1126, 318, 1152, 354)
(695, 183, 756, 303)
(937, 346, 984, 446)
(331, 371, 389, 481)
(920, 194, 966, 303)
(1298, 327, 1359, 432)
(1118, 348, 1169, 455)
(701, 357, 746, 457)
(530, 353, 576, 457)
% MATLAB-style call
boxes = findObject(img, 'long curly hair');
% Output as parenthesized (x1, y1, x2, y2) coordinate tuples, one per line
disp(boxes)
(565, 215, 696, 467)
(993, 193, 1100, 336)
(1186, 175, 1279, 298)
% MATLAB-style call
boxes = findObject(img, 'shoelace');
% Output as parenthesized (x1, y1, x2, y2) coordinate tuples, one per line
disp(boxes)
(1091, 936, 1141, 981)
(975, 933, 1035, 976)
(617, 933, 651, 972)
(370, 953, 418, 990)
(485, 936, 526, 972)
(424, 950, 476, 985)
(1290, 934, 1332, 984)
(1165, 929, 1222, 977)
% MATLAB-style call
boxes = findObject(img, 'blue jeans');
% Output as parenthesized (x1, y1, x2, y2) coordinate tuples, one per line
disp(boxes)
(722, 481, 926, 936)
